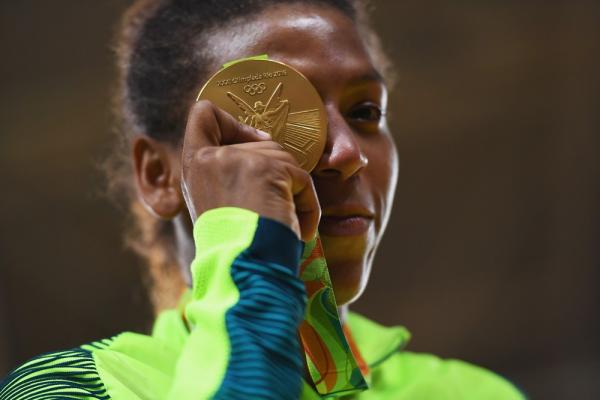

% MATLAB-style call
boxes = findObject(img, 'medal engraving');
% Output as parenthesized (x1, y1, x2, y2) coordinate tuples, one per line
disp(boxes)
(196, 59, 327, 172)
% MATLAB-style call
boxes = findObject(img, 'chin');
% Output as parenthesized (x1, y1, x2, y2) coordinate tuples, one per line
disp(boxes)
(320, 235, 372, 306)
(328, 260, 369, 306)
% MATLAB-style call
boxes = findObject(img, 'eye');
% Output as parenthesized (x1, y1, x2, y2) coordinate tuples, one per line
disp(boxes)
(347, 102, 384, 123)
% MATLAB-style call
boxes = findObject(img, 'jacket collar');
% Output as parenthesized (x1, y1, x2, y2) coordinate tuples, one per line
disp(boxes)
(346, 311, 411, 369)
(152, 305, 411, 370)
(151, 294, 411, 378)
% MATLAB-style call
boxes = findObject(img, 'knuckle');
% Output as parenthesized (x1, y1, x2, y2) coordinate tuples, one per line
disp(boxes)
(264, 140, 282, 150)
(247, 153, 270, 172)
(197, 145, 214, 158)
(266, 174, 291, 197)
(213, 146, 234, 163)
(189, 100, 217, 124)
(282, 151, 298, 165)
(187, 100, 216, 129)
(193, 146, 216, 165)
(193, 99, 215, 114)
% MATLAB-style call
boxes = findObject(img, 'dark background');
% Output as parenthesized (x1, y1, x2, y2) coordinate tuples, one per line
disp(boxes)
(1, 1, 599, 398)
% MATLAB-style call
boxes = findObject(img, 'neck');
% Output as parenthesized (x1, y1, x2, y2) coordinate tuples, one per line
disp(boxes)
(174, 213, 194, 286)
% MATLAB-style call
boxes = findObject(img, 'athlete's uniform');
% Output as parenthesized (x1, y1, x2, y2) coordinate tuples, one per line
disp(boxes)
(0, 208, 525, 399)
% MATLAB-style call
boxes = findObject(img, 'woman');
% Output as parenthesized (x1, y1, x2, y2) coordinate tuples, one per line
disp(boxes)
(0, 0, 525, 399)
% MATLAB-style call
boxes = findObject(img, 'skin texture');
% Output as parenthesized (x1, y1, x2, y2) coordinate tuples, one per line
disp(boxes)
(132, 4, 399, 313)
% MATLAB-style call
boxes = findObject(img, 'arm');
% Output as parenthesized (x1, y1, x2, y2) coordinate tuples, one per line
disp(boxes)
(0, 100, 318, 400)
(166, 99, 320, 399)
(168, 207, 307, 399)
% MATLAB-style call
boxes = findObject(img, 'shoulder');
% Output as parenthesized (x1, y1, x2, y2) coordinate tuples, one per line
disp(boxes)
(369, 351, 527, 400)
(0, 331, 184, 400)
(0, 339, 113, 400)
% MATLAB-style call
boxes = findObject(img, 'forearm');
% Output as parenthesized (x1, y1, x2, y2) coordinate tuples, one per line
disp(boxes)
(168, 207, 307, 400)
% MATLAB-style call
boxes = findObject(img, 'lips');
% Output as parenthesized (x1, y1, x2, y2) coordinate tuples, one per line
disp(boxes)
(318, 205, 374, 236)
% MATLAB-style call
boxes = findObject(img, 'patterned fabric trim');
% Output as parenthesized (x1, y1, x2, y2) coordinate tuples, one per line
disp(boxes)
(0, 339, 113, 400)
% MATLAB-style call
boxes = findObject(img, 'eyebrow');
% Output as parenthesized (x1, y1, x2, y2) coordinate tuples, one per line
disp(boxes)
(350, 69, 386, 86)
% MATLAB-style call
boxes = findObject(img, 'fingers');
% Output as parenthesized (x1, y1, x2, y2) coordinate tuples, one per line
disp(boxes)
(211, 103, 272, 145)
(285, 164, 321, 242)
(183, 100, 271, 154)
(233, 143, 317, 241)
(182, 100, 320, 241)
(228, 141, 299, 166)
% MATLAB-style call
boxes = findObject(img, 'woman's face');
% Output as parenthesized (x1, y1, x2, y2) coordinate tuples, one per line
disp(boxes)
(193, 4, 399, 305)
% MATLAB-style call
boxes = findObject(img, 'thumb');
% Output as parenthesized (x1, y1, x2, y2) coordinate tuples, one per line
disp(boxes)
(184, 100, 270, 152)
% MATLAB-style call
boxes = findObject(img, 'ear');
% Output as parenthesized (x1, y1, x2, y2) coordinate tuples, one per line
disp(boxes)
(131, 135, 184, 220)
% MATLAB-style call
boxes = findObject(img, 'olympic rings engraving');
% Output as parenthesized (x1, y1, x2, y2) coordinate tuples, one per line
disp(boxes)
(243, 82, 267, 95)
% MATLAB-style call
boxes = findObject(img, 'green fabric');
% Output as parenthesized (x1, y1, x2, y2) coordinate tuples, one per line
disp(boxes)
(345, 312, 411, 368)
(88, 308, 523, 399)
(91, 207, 260, 400)
(360, 352, 524, 400)
(93, 333, 177, 399)
(174, 207, 259, 398)
(341, 313, 525, 400)
(222, 54, 269, 68)
(0, 340, 112, 400)
(0, 308, 524, 399)
(0, 206, 526, 399)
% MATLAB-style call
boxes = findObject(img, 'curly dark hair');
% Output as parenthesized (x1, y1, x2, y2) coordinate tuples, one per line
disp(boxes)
(105, 0, 393, 311)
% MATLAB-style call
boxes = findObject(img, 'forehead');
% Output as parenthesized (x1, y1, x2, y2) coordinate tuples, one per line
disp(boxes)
(199, 4, 378, 90)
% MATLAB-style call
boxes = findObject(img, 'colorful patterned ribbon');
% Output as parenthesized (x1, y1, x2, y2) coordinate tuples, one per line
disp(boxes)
(298, 235, 369, 396)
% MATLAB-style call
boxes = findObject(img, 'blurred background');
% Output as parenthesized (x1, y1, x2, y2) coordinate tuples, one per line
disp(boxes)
(1, 1, 599, 398)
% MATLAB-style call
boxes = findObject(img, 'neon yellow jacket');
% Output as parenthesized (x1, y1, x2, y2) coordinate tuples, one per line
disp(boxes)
(0, 208, 525, 399)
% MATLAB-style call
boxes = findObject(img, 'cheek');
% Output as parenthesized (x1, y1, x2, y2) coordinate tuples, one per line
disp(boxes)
(367, 135, 399, 224)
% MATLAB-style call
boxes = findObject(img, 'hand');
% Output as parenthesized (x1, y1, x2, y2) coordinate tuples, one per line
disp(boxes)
(181, 100, 321, 242)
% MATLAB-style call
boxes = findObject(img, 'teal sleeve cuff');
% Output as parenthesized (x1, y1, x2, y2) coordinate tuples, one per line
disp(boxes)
(244, 216, 304, 275)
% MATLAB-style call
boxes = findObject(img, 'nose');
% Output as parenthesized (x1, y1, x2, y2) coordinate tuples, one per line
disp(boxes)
(312, 106, 368, 180)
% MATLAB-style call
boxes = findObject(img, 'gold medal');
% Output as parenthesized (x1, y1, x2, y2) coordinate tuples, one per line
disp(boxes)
(196, 58, 327, 172)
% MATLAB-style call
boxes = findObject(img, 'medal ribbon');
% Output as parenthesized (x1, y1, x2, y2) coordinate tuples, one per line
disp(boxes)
(298, 234, 369, 396)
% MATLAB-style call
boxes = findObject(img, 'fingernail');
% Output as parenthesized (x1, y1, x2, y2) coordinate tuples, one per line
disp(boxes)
(256, 129, 271, 139)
